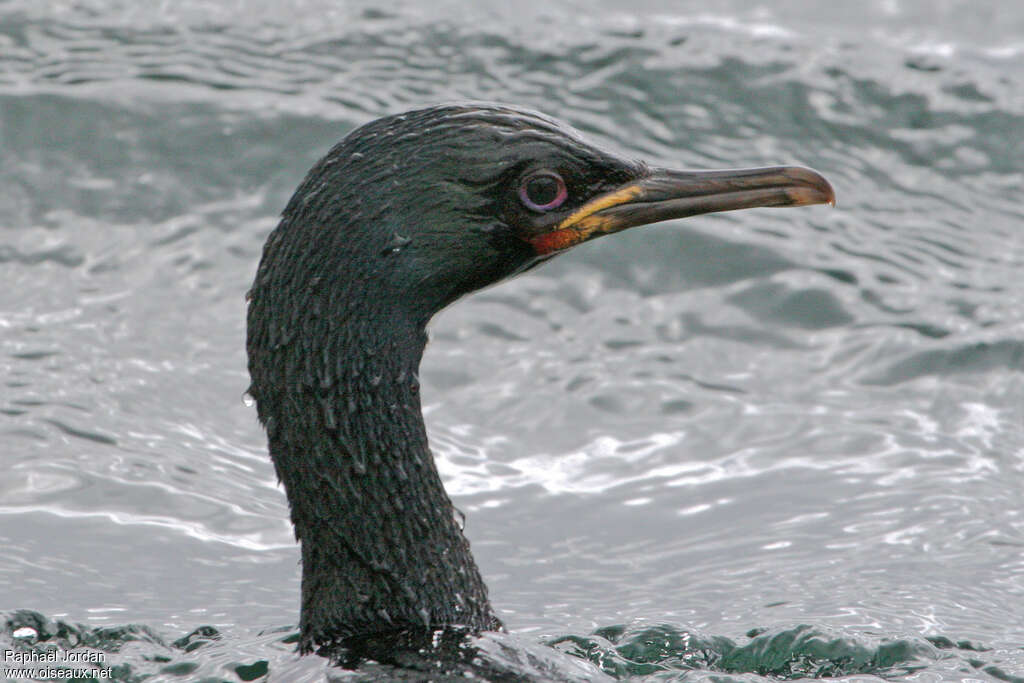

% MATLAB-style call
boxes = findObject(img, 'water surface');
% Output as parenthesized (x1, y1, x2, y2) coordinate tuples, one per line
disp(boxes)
(1, 0, 1023, 680)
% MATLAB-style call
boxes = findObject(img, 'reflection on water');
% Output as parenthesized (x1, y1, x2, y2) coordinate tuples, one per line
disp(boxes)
(2, 0, 1023, 679)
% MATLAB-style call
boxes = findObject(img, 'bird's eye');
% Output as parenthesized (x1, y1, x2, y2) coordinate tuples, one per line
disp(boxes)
(518, 171, 568, 212)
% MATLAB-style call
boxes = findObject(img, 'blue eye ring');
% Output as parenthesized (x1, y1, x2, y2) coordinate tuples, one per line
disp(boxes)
(519, 171, 568, 212)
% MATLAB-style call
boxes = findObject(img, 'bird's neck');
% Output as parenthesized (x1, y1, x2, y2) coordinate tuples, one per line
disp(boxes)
(251, 309, 500, 652)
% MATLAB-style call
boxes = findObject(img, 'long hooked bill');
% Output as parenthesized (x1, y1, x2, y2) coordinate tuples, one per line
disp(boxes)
(529, 166, 835, 254)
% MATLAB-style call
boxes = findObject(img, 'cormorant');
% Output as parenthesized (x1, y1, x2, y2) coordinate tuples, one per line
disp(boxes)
(245, 103, 834, 656)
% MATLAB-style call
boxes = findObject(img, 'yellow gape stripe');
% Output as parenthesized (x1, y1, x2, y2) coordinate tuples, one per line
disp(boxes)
(529, 184, 644, 254)
(556, 184, 644, 232)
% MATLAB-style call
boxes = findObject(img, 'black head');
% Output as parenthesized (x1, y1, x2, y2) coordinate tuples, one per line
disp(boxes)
(263, 104, 636, 324)
(255, 102, 833, 328)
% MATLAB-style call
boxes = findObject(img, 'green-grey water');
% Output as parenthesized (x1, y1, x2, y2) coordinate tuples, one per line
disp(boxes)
(1, 1, 1023, 680)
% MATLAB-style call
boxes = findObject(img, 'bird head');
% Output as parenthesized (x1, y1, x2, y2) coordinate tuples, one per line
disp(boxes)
(271, 103, 834, 325)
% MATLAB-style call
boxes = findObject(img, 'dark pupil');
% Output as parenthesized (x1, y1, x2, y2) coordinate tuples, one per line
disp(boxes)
(526, 176, 560, 206)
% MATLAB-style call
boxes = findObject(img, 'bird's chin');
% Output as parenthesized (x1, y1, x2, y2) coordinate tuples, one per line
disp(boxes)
(526, 165, 835, 255)
(491, 251, 557, 283)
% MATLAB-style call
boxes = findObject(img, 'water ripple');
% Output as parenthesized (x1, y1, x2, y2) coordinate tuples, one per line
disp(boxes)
(2, 1, 1023, 680)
